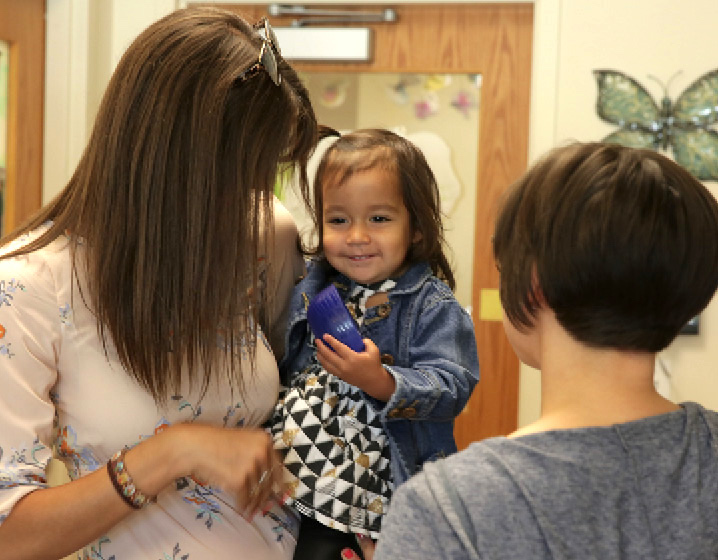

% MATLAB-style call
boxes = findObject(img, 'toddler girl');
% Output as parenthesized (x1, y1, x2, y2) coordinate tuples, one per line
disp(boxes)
(269, 128, 480, 559)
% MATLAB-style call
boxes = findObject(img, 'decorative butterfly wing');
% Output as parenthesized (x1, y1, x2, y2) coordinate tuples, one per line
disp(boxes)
(668, 69, 718, 180)
(671, 128, 718, 180)
(595, 68, 718, 180)
(602, 129, 658, 150)
(594, 69, 661, 147)
(672, 68, 718, 127)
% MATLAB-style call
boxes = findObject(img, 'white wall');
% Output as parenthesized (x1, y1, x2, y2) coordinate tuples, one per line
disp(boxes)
(44, 0, 718, 429)
(44, 0, 177, 201)
(520, 0, 718, 425)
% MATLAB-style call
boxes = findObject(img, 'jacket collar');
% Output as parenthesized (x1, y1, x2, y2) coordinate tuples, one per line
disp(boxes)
(308, 260, 433, 298)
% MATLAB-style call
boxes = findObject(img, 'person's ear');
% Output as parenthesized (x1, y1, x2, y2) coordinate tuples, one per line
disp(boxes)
(530, 267, 547, 308)
(412, 229, 423, 244)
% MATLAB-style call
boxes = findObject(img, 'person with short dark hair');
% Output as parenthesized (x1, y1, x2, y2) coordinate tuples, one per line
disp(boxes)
(374, 142, 718, 559)
(0, 7, 318, 559)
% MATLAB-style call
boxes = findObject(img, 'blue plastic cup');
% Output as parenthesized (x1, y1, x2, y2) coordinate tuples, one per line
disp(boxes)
(307, 284, 365, 352)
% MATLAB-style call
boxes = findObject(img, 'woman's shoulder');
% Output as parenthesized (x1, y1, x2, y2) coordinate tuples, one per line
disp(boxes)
(1, 222, 50, 254)
(682, 401, 718, 428)
(264, 197, 304, 277)
(0, 224, 71, 294)
(272, 197, 300, 239)
(393, 445, 509, 514)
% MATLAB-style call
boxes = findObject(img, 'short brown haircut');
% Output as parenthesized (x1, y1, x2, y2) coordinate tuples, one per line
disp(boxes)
(493, 142, 718, 352)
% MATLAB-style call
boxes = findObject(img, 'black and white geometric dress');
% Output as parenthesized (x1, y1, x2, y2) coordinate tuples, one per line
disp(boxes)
(269, 280, 395, 538)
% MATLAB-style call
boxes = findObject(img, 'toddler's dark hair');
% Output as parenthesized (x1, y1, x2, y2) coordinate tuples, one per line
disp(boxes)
(309, 128, 455, 289)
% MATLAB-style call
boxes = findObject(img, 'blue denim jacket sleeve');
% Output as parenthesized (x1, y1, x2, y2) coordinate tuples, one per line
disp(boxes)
(377, 284, 480, 423)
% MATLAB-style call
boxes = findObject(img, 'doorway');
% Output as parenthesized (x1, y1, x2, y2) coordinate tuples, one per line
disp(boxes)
(0, 0, 44, 235)
(212, 2, 533, 447)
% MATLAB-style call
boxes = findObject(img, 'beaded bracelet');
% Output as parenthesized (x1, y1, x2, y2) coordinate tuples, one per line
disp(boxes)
(107, 448, 156, 510)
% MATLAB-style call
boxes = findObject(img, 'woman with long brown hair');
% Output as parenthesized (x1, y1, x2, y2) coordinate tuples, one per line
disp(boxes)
(0, 7, 317, 559)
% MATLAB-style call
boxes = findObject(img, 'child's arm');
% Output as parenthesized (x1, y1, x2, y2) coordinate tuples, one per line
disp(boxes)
(316, 335, 395, 401)
(379, 296, 479, 421)
(317, 292, 479, 418)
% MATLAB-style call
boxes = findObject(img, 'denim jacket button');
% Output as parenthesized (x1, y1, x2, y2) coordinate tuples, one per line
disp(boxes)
(380, 353, 394, 366)
(403, 407, 417, 418)
(388, 408, 402, 418)
(377, 303, 391, 318)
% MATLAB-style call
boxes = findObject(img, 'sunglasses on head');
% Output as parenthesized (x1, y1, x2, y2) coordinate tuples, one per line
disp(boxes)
(237, 17, 282, 86)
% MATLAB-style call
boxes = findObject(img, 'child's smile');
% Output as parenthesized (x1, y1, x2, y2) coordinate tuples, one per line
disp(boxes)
(322, 167, 420, 285)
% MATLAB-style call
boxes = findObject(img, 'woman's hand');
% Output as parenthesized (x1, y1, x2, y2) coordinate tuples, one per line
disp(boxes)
(0, 423, 285, 559)
(175, 423, 285, 516)
(132, 423, 285, 516)
(316, 335, 396, 401)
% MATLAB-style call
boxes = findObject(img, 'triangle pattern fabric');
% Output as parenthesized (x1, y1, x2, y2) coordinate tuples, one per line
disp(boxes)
(269, 366, 393, 538)
(267, 280, 396, 539)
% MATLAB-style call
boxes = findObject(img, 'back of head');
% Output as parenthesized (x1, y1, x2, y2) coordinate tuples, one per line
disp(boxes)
(494, 142, 718, 352)
(312, 128, 455, 288)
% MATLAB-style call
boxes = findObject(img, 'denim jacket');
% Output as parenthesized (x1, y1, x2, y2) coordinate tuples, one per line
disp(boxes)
(279, 261, 480, 487)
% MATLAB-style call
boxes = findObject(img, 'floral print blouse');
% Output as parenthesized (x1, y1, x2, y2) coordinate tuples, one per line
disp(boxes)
(0, 200, 305, 559)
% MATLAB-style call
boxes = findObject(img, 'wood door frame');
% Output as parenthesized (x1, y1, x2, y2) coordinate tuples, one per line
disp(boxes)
(0, 0, 45, 234)
(211, 2, 533, 446)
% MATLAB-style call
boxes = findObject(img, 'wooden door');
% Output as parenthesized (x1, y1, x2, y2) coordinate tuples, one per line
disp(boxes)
(214, 2, 533, 447)
(0, 0, 44, 235)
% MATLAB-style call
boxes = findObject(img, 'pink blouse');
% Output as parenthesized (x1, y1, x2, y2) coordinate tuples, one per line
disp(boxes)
(0, 200, 304, 559)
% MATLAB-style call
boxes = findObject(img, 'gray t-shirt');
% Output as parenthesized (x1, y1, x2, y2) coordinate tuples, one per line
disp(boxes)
(375, 402, 718, 559)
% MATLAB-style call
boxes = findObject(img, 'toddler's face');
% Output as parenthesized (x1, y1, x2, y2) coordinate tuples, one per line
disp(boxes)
(322, 167, 420, 285)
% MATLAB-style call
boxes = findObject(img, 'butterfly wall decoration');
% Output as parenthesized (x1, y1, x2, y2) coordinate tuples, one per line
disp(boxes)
(594, 68, 718, 180)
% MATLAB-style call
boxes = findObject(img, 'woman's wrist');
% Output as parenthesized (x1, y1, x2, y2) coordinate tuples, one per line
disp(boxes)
(121, 424, 194, 499)
(107, 448, 156, 509)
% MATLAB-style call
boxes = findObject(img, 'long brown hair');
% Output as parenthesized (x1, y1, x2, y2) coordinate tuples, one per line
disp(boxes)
(1, 7, 318, 400)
